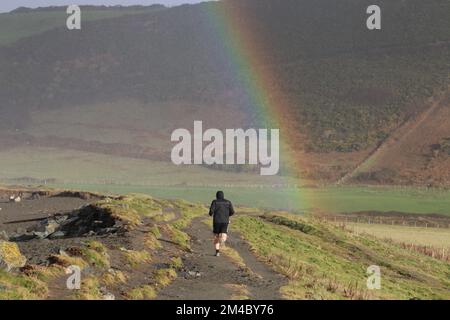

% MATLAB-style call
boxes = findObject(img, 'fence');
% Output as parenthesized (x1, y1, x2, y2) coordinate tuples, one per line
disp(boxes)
(318, 214, 450, 229)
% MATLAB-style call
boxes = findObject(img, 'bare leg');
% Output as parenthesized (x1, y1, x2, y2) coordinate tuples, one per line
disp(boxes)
(220, 233, 227, 246)
(214, 234, 221, 251)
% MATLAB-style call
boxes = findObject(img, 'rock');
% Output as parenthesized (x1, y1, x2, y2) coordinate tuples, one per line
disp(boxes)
(10, 233, 36, 241)
(103, 292, 115, 300)
(16, 228, 27, 235)
(54, 215, 69, 224)
(60, 216, 80, 227)
(186, 270, 201, 278)
(45, 220, 59, 234)
(97, 227, 117, 235)
(30, 192, 41, 200)
(32, 220, 60, 239)
(0, 241, 27, 271)
(99, 286, 115, 300)
(33, 231, 48, 240)
(0, 231, 9, 241)
(49, 231, 66, 239)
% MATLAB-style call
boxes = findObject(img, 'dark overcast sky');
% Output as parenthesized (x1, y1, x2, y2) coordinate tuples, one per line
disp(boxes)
(0, 1, 208, 13)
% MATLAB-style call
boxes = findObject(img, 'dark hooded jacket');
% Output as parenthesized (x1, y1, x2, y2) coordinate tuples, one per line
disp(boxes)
(209, 191, 235, 224)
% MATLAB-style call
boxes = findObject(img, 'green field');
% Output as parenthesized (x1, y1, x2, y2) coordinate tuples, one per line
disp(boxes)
(44, 183, 450, 216)
(2, 146, 450, 215)
(0, 147, 289, 186)
(346, 223, 450, 249)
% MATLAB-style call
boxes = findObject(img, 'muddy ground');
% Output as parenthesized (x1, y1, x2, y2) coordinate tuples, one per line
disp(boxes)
(0, 194, 101, 264)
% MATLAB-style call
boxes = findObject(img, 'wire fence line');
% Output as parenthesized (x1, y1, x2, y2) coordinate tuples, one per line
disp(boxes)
(318, 214, 450, 229)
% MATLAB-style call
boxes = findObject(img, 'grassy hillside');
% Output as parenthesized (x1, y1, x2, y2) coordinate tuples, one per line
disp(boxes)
(0, 0, 449, 152)
(233, 212, 450, 299)
(0, 0, 449, 187)
(0, 194, 206, 299)
(0, 5, 166, 46)
(1, 194, 448, 300)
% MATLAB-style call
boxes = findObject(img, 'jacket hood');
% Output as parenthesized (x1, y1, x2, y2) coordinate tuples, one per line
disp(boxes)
(216, 191, 224, 200)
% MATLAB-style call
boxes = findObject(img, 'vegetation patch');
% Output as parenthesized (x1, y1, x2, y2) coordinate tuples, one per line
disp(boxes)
(144, 232, 162, 251)
(21, 264, 63, 283)
(152, 212, 176, 223)
(121, 249, 151, 268)
(224, 284, 250, 300)
(169, 257, 183, 270)
(171, 200, 206, 230)
(263, 214, 320, 236)
(233, 214, 450, 300)
(94, 200, 142, 230)
(160, 224, 191, 251)
(153, 268, 177, 287)
(74, 276, 103, 300)
(101, 269, 127, 286)
(48, 253, 88, 269)
(80, 241, 110, 269)
(0, 241, 27, 271)
(0, 270, 48, 299)
(125, 285, 157, 300)
(118, 194, 163, 217)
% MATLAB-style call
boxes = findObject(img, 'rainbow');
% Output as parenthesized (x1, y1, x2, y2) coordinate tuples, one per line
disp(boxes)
(201, 1, 311, 211)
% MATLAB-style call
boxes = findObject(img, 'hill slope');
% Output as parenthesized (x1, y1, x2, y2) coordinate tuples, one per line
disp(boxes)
(0, 0, 449, 184)
(1, 191, 449, 300)
(342, 90, 450, 186)
(0, 5, 166, 46)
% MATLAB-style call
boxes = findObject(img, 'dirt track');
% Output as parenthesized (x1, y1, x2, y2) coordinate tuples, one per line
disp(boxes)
(0, 193, 287, 300)
(157, 217, 286, 300)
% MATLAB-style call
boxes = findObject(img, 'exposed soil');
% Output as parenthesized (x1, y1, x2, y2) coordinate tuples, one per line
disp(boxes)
(0, 195, 100, 264)
(0, 197, 88, 233)
(157, 217, 286, 300)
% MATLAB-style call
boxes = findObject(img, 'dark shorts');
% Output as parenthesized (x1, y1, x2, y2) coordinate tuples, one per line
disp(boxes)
(213, 223, 229, 235)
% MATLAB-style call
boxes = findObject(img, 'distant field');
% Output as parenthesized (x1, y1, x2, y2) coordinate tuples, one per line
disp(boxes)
(45, 183, 450, 216)
(0, 147, 288, 186)
(346, 223, 450, 249)
(2, 147, 450, 215)
(0, 7, 165, 46)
